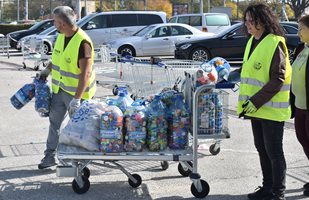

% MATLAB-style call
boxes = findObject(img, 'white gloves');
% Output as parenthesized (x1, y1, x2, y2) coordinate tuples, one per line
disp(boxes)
(69, 98, 81, 117)
(37, 67, 51, 79)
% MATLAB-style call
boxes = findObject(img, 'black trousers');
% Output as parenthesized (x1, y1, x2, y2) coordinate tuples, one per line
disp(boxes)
(251, 118, 286, 195)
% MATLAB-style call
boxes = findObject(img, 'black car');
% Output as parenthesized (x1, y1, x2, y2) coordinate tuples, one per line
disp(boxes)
(7, 19, 54, 49)
(175, 23, 300, 62)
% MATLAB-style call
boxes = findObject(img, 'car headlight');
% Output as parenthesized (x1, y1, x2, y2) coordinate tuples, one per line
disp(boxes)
(179, 43, 192, 50)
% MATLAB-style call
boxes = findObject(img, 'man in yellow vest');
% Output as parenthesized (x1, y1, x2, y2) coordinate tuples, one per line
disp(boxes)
(231, 3, 291, 200)
(37, 6, 96, 169)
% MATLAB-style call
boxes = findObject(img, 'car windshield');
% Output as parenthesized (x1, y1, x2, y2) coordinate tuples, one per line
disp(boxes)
(29, 20, 47, 31)
(39, 26, 55, 35)
(77, 13, 96, 26)
(133, 25, 156, 36)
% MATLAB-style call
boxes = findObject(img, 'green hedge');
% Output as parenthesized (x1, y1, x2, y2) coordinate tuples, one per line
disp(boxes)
(0, 24, 33, 36)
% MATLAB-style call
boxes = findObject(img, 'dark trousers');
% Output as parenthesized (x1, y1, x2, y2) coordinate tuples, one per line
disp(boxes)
(251, 118, 286, 195)
(294, 108, 309, 159)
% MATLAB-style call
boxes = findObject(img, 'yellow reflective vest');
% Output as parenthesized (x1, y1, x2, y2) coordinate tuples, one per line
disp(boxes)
(237, 34, 291, 121)
(51, 29, 96, 100)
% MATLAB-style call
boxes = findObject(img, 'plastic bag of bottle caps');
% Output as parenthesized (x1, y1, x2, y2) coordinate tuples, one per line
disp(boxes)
(115, 86, 133, 112)
(146, 95, 168, 151)
(195, 63, 218, 88)
(160, 90, 177, 108)
(207, 57, 231, 83)
(34, 78, 51, 117)
(198, 92, 223, 134)
(166, 92, 190, 149)
(100, 99, 124, 153)
(10, 82, 35, 110)
(123, 100, 147, 152)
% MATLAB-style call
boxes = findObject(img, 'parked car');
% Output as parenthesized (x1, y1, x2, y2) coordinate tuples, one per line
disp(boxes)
(77, 11, 167, 48)
(7, 19, 54, 49)
(18, 25, 57, 54)
(175, 23, 300, 62)
(168, 13, 231, 33)
(107, 23, 215, 57)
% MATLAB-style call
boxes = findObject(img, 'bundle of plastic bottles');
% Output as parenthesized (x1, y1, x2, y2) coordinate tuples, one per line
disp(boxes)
(145, 95, 168, 151)
(166, 92, 190, 149)
(207, 57, 231, 83)
(123, 100, 147, 152)
(10, 82, 35, 110)
(198, 92, 223, 134)
(99, 99, 124, 153)
(34, 78, 51, 117)
(115, 86, 134, 112)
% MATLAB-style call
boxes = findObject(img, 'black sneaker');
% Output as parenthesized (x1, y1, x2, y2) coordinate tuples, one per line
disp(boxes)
(304, 188, 309, 196)
(38, 155, 57, 169)
(263, 193, 286, 200)
(304, 183, 309, 190)
(247, 186, 272, 200)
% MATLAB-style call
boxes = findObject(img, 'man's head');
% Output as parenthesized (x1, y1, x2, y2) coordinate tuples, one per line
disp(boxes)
(53, 6, 76, 34)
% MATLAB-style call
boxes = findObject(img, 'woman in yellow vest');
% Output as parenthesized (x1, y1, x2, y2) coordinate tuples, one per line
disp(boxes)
(37, 6, 96, 169)
(290, 15, 309, 196)
(237, 3, 291, 200)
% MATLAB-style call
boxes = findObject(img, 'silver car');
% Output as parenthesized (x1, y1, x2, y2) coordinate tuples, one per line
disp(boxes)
(107, 23, 214, 57)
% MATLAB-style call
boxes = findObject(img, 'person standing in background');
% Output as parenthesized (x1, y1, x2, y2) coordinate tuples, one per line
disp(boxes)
(237, 3, 292, 200)
(290, 14, 309, 197)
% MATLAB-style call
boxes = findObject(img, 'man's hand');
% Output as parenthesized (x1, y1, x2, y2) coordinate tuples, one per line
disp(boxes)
(37, 67, 51, 79)
(243, 100, 257, 114)
(69, 98, 81, 116)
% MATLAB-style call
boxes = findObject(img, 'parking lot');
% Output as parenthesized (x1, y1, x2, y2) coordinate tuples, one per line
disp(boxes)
(0, 52, 308, 200)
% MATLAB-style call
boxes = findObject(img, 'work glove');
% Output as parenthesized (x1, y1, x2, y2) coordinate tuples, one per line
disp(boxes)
(36, 67, 51, 80)
(243, 100, 257, 114)
(68, 98, 81, 117)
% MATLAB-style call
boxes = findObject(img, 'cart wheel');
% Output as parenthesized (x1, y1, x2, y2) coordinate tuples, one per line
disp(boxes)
(178, 161, 193, 177)
(112, 86, 118, 96)
(34, 65, 39, 71)
(23, 62, 26, 69)
(128, 174, 142, 188)
(72, 176, 90, 194)
(160, 161, 169, 170)
(209, 144, 220, 155)
(82, 167, 90, 178)
(191, 179, 210, 198)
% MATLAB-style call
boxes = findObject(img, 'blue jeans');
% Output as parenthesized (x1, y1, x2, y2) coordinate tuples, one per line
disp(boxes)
(251, 118, 286, 195)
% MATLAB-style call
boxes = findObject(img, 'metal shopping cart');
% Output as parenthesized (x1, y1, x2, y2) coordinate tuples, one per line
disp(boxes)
(56, 58, 234, 198)
(21, 37, 50, 71)
(0, 36, 10, 58)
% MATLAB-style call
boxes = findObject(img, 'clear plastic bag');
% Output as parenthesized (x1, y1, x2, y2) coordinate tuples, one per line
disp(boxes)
(34, 78, 51, 117)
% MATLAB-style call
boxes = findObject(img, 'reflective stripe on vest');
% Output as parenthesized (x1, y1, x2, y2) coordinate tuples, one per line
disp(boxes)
(241, 77, 290, 92)
(237, 34, 291, 121)
(51, 29, 96, 99)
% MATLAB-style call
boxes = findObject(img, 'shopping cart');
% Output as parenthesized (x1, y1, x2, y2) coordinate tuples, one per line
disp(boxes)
(56, 58, 234, 198)
(0, 36, 10, 58)
(21, 37, 50, 71)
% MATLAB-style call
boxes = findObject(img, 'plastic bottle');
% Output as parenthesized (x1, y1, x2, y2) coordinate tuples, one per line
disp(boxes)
(10, 82, 35, 110)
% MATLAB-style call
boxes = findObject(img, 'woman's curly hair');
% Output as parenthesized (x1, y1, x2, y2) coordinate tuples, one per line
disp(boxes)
(243, 2, 285, 37)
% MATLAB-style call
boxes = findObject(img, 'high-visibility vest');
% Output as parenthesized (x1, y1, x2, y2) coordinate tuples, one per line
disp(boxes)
(237, 34, 291, 121)
(51, 29, 96, 100)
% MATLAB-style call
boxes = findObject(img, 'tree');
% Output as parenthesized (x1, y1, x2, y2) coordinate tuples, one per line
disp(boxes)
(286, 0, 309, 19)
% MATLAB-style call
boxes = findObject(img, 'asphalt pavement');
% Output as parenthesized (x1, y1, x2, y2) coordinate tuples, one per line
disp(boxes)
(0, 50, 308, 200)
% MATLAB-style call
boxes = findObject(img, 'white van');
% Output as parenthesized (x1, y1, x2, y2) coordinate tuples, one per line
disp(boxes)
(169, 13, 231, 33)
(76, 11, 167, 47)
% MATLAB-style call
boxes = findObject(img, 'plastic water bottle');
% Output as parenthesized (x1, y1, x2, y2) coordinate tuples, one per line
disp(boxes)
(10, 83, 35, 110)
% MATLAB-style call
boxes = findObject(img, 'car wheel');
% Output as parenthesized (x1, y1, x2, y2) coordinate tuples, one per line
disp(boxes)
(190, 47, 210, 62)
(118, 45, 136, 57)
(43, 42, 50, 54)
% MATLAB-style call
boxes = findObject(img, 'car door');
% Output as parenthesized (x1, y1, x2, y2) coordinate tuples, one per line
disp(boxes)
(168, 25, 195, 54)
(141, 25, 174, 56)
(82, 15, 109, 48)
(213, 26, 248, 60)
